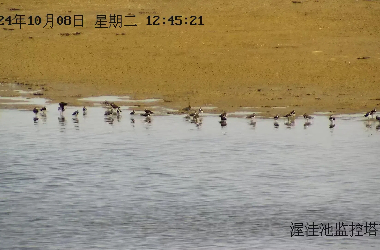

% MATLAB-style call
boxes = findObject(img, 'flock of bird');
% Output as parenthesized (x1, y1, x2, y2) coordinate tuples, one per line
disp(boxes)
(31, 102, 380, 129)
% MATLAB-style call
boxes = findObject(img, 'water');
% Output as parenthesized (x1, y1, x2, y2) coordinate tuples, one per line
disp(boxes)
(0, 106, 379, 249)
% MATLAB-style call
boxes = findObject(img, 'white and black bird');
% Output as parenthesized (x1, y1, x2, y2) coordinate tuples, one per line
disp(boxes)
(329, 115, 336, 128)
(365, 108, 377, 119)
(187, 108, 203, 118)
(33, 107, 39, 115)
(274, 115, 279, 120)
(130, 110, 135, 115)
(40, 107, 46, 112)
(219, 112, 227, 121)
(110, 103, 120, 109)
(284, 110, 295, 120)
(144, 109, 154, 115)
(246, 113, 256, 119)
(303, 113, 313, 120)
(370, 108, 377, 118)
(141, 112, 150, 117)
(72, 110, 79, 116)
(58, 102, 68, 115)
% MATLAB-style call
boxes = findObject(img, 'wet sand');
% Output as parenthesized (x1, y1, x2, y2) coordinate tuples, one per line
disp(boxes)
(1, 0, 380, 115)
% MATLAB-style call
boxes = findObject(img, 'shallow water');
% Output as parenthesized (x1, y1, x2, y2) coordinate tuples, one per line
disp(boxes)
(0, 107, 379, 250)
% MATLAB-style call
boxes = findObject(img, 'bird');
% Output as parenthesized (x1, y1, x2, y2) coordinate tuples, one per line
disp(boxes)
(33, 107, 39, 114)
(110, 103, 120, 109)
(274, 115, 279, 120)
(141, 112, 150, 117)
(130, 110, 135, 115)
(284, 110, 295, 120)
(188, 108, 203, 117)
(246, 113, 256, 119)
(303, 113, 313, 120)
(83, 106, 87, 112)
(59, 102, 67, 110)
(219, 112, 227, 121)
(370, 108, 377, 118)
(58, 102, 68, 114)
(365, 108, 377, 119)
(144, 109, 154, 114)
(72, 110, 79, 116)
(40, 107, 46, 112)
(329, 115, 336, 128)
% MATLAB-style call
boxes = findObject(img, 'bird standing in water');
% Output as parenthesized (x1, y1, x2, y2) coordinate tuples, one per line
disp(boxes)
(329, 115, 336, 128)
(58, 102, 68, 115)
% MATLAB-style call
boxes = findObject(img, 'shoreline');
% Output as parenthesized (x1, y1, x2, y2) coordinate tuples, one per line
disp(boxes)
(0, 81, 378, 118)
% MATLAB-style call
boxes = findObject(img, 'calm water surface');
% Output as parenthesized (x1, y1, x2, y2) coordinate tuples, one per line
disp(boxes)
(0, 106, 379, 249)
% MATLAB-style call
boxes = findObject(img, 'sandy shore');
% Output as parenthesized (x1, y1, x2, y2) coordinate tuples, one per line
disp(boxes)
(1, 0, 380, 116)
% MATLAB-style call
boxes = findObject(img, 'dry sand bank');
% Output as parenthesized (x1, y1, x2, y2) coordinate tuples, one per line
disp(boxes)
(1, 0, 380, 115)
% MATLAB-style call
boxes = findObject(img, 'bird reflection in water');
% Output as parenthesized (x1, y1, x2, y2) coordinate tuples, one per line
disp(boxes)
(145, 116, 152, 124)
(40, 113, 47, 123)
(284, 120, 295, 128)
(249, 119, 256, 128)
(130, 118, 135, 127)
(246, 113, 256, 128)
(365, 120, 372, 129)
(58, 116, 66, 132)
(104, 116, 114, 125)
(220, 120, 227, 127)
(144, 116, 152, 129)
(304, 121, 312, 128)
(72, 117, 79, 130)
